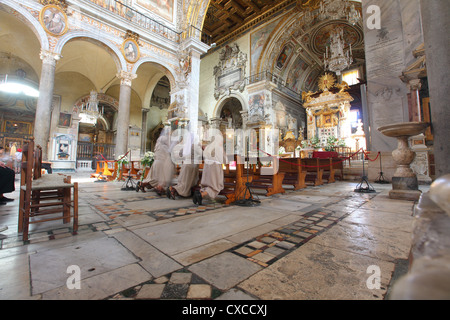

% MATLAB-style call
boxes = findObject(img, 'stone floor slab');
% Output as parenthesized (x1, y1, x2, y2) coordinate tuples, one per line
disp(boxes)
(42, 263, 151, 300)
(188, 252, 262, 291)
(239, 242, 395, 300)
(134, 207, 287, 256)
(113, 231, 182, 278)
(30, 237, 139, 295)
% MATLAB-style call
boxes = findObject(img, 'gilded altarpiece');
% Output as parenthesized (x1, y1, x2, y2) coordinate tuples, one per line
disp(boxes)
(303, 74, 353, 146)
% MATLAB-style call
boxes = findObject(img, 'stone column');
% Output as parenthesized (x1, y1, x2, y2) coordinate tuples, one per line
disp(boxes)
(115, 71, 137, 158)
(140, 108, 149, 156)
(34, 49, 60, 160)
(406, 78, 422, 122)
(420, 0, 450, 177)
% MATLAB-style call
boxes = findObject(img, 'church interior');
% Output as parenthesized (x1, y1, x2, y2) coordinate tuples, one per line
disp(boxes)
(0, 0, 449, 301)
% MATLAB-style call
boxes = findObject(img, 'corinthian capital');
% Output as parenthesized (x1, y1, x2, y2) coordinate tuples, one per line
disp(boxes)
(40, 49, 61, 66)
(116, 71, 137, 86)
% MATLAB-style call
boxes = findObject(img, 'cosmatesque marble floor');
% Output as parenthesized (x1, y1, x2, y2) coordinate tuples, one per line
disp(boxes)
(0, 172, 428, 300)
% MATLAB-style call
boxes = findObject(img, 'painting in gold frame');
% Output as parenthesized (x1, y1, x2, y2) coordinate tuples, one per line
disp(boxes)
(39, 4, 69, 37)
(58, 112, 72, 128)
(4, 120, 32, 135)
(122, 38, 140, 64)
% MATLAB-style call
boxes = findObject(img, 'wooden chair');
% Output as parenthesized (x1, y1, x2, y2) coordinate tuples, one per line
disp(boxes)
(18, 139, 78, 242)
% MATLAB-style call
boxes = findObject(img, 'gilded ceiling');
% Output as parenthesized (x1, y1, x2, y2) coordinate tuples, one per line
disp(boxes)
(202, 0, 292, 45)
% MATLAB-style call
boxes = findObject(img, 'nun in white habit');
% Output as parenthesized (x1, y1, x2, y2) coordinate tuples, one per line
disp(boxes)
(193, 131, 225, 205)
(139, 128, 175, 194)
(167, 134, 201, 199)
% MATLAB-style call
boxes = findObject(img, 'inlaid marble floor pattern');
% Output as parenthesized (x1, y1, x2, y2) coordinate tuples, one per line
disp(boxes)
(0, 173, 423, 300)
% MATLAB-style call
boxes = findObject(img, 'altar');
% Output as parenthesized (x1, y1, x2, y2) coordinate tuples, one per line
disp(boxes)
(303, 74, 353, 148)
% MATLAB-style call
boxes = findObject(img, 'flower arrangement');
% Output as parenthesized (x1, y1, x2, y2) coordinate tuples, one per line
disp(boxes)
(116, 154, 129, 166)
(140, 151, 155, 167)
(114, 154, 129, 181)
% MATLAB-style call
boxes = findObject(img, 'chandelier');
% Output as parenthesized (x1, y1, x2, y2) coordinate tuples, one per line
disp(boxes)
(323, 26, 353, 76)
(80, 90, 103, 125)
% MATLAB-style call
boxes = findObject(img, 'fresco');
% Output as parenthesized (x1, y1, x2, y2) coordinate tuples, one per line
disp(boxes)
(250, 18, 280, 73)
(137, 0, 173, 22)
(286, 57, 308, 93)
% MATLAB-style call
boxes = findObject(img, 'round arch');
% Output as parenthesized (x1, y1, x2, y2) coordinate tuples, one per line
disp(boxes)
(0, 0, 50, 50)
(131, 58, 177, 90)
(54, 31, 127, 72)
(213, 93, 248, 119)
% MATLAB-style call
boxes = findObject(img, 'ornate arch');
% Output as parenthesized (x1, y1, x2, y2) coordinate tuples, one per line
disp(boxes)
(54, 30, 127, 72)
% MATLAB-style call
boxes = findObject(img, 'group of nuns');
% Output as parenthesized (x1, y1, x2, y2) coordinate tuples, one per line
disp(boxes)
(137, 128, 225, 205)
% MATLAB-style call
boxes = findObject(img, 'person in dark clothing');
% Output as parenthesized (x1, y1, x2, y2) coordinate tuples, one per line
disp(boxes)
(0, 146, 15, 205)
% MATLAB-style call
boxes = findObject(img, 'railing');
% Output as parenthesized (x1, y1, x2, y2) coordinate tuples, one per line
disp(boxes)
(85, 0, 212, 45)
(248, 71, 301, 99)
(77, 141, 115, 160)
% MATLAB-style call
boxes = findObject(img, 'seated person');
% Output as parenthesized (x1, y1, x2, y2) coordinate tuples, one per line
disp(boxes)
(0, 147, 15, 205)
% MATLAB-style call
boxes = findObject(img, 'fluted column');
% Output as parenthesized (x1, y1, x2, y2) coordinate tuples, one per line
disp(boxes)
(34, 49, 60, 160)
(115, 71, 137, 158)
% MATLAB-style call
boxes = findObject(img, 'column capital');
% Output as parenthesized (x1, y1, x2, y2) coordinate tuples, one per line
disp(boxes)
(40, 49, 61, 66)
(408, 78, 422, 91)
(116, 71, 137, 86)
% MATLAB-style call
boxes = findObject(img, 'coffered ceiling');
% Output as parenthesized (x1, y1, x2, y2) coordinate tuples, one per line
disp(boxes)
(203, 0, 292, 44)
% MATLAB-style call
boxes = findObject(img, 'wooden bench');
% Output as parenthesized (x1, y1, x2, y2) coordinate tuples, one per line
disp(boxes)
(19, 139, 78, 242)
(332, 157, 344, 181)
(250, 156, 285, 196)
(219, 155, 256, 204)
(319, 158, 335, 183)
(301, 158, 324, 186)
(279, 157, 307, 190)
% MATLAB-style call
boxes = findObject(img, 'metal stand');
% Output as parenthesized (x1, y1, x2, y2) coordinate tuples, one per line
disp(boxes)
(354, 156, 376, 193)
(121, 150, 136, 191)
(121, 175, 137, 191)
(375, 153, 389, 184)
(234, 138, 260, 207)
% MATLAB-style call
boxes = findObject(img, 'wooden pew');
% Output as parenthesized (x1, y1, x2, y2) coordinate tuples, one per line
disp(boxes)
(319, 158, 335, 183)
(301, 158, 324, 186)
(332, 157, 344, 181)
(279, 157, 307, 190)
(250, 156, 285, 196)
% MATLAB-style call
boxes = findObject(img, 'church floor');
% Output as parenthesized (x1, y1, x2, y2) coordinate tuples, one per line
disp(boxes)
(0, 172, 427, 300)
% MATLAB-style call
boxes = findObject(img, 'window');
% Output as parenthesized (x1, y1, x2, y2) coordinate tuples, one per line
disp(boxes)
(0, 81, 39, 98)
(342, 69, 359, 86)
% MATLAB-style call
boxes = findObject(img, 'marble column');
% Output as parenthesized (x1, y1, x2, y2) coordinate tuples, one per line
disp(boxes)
(34, 50, 60, 161)
(421, 0, 450, 177)
(140, 108, 149, 156)
(115, 71, 137, 159)
(406, 78, 422, 122)
(362, 0, 423, 152)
